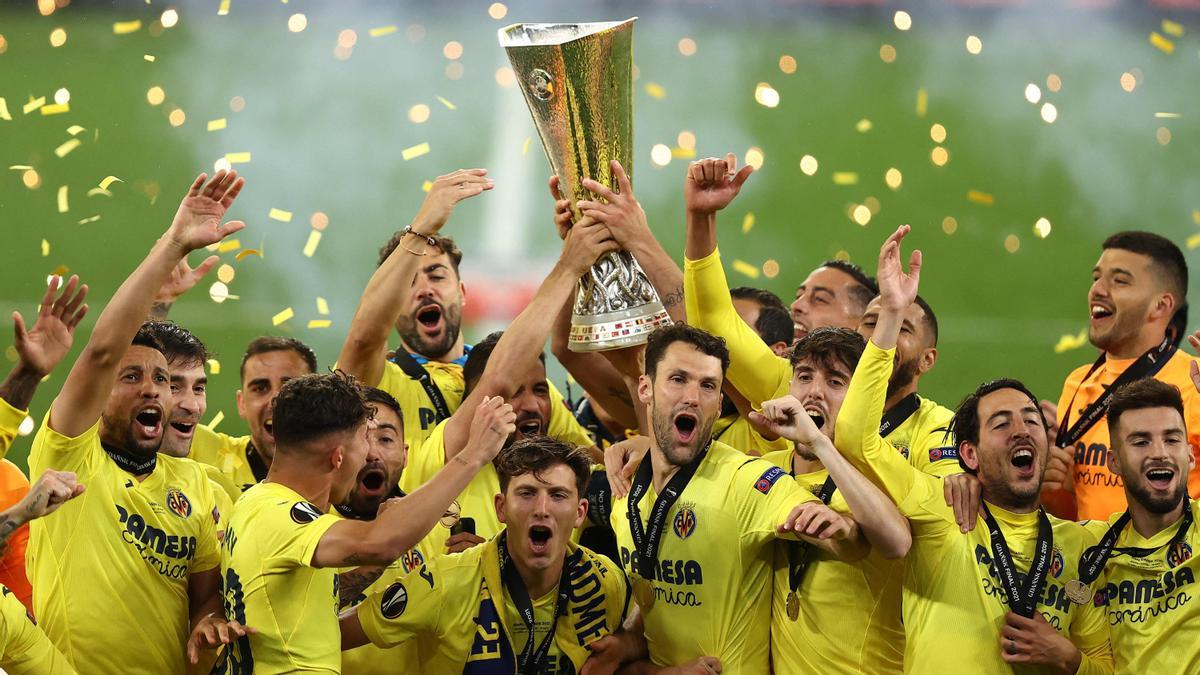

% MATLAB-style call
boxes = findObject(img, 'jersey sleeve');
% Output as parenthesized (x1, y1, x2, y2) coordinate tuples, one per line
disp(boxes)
(358, 559, 445, 649)
(908, 406, 960, 478)
(189, 475, 221, 573)
(0, 398, 27, 460)
(684, 248, 791, 407)
(547, 380, 597, 450)
(733, 458, 819, 543)
(28, 411, 99, 477)
(208, 477, 233, 544)
(273, 509, 340, 568)
(375, 360, 408, 401)
(0, 585, 75, 675)
(399, 422, 447, 494)
(1069, 563, 1115, 675)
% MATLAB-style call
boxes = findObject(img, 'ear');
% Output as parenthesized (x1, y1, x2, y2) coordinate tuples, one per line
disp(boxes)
(575, 498, 589, 529)
(1149, 291, 1176, 323)
(918, 347, 938, 375)
(236, 389, 246, 419)
(770, 341, 790, 358)
(959, 441, 980, 472)
(637, 374, 654, 406)
(1106, 442, 1121, 476)
(459, 281, 468, 308)
(332, 445, 344, 470)
(494, 492, 506, 525)
(1189, 448, 1197, 473)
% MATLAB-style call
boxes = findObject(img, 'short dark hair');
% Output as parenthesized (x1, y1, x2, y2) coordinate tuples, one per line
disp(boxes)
(1107, 378, 1186, 440)
(364, 387, 404, 434)
(141, 320, 209, 367)
(950, 378, 1047, 473)
(377, 231, 463, 275)
(729, 286, 786, 312)
(131, 323, 165, 354)
(643, 324, 730, 378)
(819, 259, 879, 313)
(240, 336, 318, 380)
(789, 327, 865, 374)
(495, 436, 592, 498)
(462, 331, 546, 398)
(914, 294, 939, 346)
(272, 371, 371, 447)
(1103, 231, 1189, 342)
(755, 306, 794, 347)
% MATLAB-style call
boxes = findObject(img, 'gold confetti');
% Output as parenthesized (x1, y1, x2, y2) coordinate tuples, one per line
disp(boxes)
(522, 137, 532, 155)
(421, 181, 433, 193)
(217, 239, 242, 253)
(967, 190, 995, 206)
(762, 259, 780, 278)
(1187, 233, 1200, 250)
(369, 25, 398, 37)
(4, 346, 15, 362)
(436, 96, 456, 110)
(316, 297, 330, 315)
(644, 83, 666, 99)
(1162, 19, 1184, 37)
(272, 307, 294, 326)
(731, 259, 760, 279)
(0, 98, 9, 121)
(8, 166, 32, 171)
(67, 125, 85, 135)
(754, 83, 780, 108)
(78, 215, 101, 225)
(57, 186, 68, 212)
(311, 212, 329, 230)
(40, 103, 69, 116)
(268, 208, 293, 222)
(50, 264, 69, 278)
(87, 188, 112, 197)
(207, 118, 227, 131)
(307, 319, 332, 329)
(302, 230, 322, 257)
(916, 88, 928, 117)
(852, 205, 871, 226)
(1150, 32, 1175, 54)
(832, 172, 859, 185)
(799, 155, 818, 176)
(216, 264, 235, 283)
(41, 239, 50, 257)
(218, 0, 231, 15)
(207, 410, 224, 430)
(856, 119, 873, 133)
(1155, 112, 1181, 118)
(1034, 217, 1052, 238)
(741, 212, 755, 234)
(1193, 210, 1200, 225)
(54, 138, 81, 158)
(98, 175, 122, 190)
(1054, 329, 1088, 353)
(209, 282, 237, 303)
(235, 248, 262, 261)
(671, 147, 696, 159)
(144, 54, 156, 62)
(207, 359, 221, 375)
(402, 142, 430, 160)
(885, 168, 903, 190)
(23, 97, 46, 115)
(17, 416, 34, 437)
(225, 151, 251, 164)
(113, 20, 142, 34)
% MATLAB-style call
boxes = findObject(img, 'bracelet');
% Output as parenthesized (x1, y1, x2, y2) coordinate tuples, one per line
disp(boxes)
(399, 225, 436, 256)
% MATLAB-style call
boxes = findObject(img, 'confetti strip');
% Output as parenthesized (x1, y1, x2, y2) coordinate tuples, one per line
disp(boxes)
(225, 151, 251, 164)
(832, 172, 859, 185)
(144, 54, 156, 62)
(671, 147, 696, 159)
(78, 215, 101, 225)
(855, 119, 873, 132)
(207, 410, 224, 431)
(113, 20, 142, 34)
(207, 359, 221, 375)
(369, 25, 398, 37)
(235, 248, 263, 261)
(217, 239, 242, 253)
(421, 181, 433, 193)
(54, 138, 82, 158)
(40, 103, 69, 116)
(67, 125, 86, 135)
(99, 176, 122, 190)
(218, 0, 231, 15)
(268, 208, 293, 222)
(731, 259, 760, 279)
(1187, 233, 1200, 250)
(1193, 210, 1199, 225)
(436, 96, 456, 110)
(522, 137, 531, 156)
(0, 98, 10, 121)
(644, 83, 666, 99)
(41, 240, 50, 257)
(1054, 329, 1088, 353)
(316, 297, 330, 315)
(23, 97, 46, 115)
(741, 212, 755, 234)
(302, 230, 322, 257)
(1150, 32, 1175, 54)
(57, 186, 68, 212)
(916, 88, 928, 117)
(402, 143, 430, 161)
(1162, 19, 1184, 38)
(967, 190, 995, 206)
(1155, 112, 1181, 118)
(272, 307, 294, 326)
(87, 188, 112, 197)
(207, 118, 227, 131)
(307, 319, 332, 329)
(8, 166, 32, 171)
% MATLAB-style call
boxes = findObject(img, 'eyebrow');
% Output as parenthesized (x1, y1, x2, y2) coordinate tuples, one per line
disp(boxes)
(423, 263, 449, 275)
(247, 378, 270, 389)
(1094, 265, 1135, 277)
(375, 423, 398, 433)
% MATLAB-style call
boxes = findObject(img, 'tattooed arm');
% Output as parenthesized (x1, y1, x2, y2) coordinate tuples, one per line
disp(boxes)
(0, 469, 85, 553)
(338, 566, 387, 608)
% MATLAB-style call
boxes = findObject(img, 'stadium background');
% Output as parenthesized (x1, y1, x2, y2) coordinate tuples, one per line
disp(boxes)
(1, 0, 1197, 470)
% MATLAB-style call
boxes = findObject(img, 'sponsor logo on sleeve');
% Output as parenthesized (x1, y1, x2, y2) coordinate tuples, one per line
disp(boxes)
(290, 501, 323, 524)
(380, 582, 409, 619)
(754, 466, 786, 495)
(929, 446, 959, 462)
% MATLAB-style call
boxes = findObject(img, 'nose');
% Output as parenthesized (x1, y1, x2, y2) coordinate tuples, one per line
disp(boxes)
(140, 378, 160, 399)
(1089, 278, 1107, 300)
(679, 381, 701, 407)
(791, 294, 808, 317)
(533, 491, 551, 516)
(177, 393, 199, 414)
(366, 445, 383, 464)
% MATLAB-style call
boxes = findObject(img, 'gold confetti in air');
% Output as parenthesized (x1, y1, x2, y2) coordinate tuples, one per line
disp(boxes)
(741, 212, 755, 234)
(1040, 103, 1058, 123)
(41, 240, 50, 257)
(217, 239, 242, 253)
(207, 118, 227, 131)
(931, 146, 950, 166)
(1193, 210, 1200, 225)
(754, 83, 780, 108)
(402, 142, 430, 161)
(1155, 112, 1181, 118)
(1024, 84, 1042, 104)
(272, 307, 294, 326)
(885, 168, 903, 190)
(644, 83, 666, 99)
(744, 147, 765, 170)
(316, 297, 330, 315)
(207, 359, 221, 375)
(209, 282, 237, 303)
(113, 20, 142, 34)
(54, 138, 81, 158)
(856, 119, 873, 133)
(40, 103, 69, 116)
(965, 35, 983, 55)
(522, 137, 532, 156)
(1149, 32, 1175, 54)
(311, 212, 329, 230)
(1004, 234, 1021, 253)
(942, 216, 958, 235)
(218, 0, 231, 16)
(930, 123, 947, 143)
(57, 186, 68, 212)
(799, 155, 818, 176)
(967, 190, 995, 206)
(894, 10, 912, 31)
(207, 410, 224, 430)
(779, 55, 797, 74)
(832, 172, 859, 185)
(217, 264, 236, 284)
(1034, 217, 1052, 238)
(670, 147, 696, 159)
(268, 208, 293, 222)
(762, 260, 780, 278)
(1162, 19, 1184, 38)
(731, 259, 760, 279)
(144, 54, 156, 62)
(87, 187, 111, 198)
(225, 151, 251, 164)
(436, 96, 456, 110)
(916, 88, 927, 117)
(369, 25, 398, 37)
(23, 97, 46, 115)
(650, 144, 671, 167)
(8, 165, 32, 171)
(0, 98, 10, 121)
(22, 169, 41, 189)
(1187, 233, 1200, 250)
(307, 319, 332, 329)
(421, 180, 433, 193)
(67, 125, 85, 135)
(235, 248, 262, 261)
(1054, 329, 1088, 354)
(302, 231, 322, 257)
(852, 205, 871, 226)
(78, 215, 101, 225)
(17, 416, 34, 437)
(98, 175, 122, 190)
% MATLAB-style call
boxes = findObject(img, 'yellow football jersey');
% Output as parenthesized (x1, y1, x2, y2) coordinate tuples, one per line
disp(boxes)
(712, 414, 789, 456)
(1082, 499, 1200, 674)
(0, 583, 74, 674)
(357, 535, 628, 673)
(28, 415, 220, 675)
(760, 452, 904, 674)
(837, 342, 1113, 674)
(610, 441, 818, 674)
(889, 396, 958, 477)
(0, 398, 25, 458)
(190, 425, 261, 501)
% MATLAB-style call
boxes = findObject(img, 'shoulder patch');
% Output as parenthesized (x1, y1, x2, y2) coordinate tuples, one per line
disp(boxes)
(754, 466, 786, 495)
(290, 501, 324, 524)
(928, 446, 958, 462)
(380, 581, 409, 619)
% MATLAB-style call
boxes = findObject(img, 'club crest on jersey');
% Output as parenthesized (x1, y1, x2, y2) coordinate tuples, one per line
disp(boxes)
(894, 444, 910, 459)
(673, 504, 698, 540)
(401, 549, 425, 573)
(755, 466, 786, 495)
(380, 582, 408, 619)
(1049, 548, 1064, 578)
(1168, 541, 1193, 568)
(290, 501, 323, 524)
(165, 488, 192, 518)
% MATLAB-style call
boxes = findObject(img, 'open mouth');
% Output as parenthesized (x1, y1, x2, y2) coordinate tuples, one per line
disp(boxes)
(134, 407, 164, 438)
(673, 412, 698, 444)
(168, 420, 195, 437)
(358, 465, 389, 495)
(1010, 446, 1035, 474)
(804, 406, 826, 431)
(1090, 303, 1114, 321)
(263, 418, 274, 438)
(529, 525, 553, 555)
(1146, 466, 1176, 490)
(793, 321, 809, 339)
(516, 417, 543, 436)
(416, 304, 443, 331)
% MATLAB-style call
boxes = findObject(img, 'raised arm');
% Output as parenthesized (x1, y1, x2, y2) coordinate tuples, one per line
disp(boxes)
(0, 469, 84, 553)
(337, 169, 492, 387)
(312, 396, 515, 567)
(0, 276, 89, 416)
(148, 255, 219, 320)
(50, 172, 245, 438)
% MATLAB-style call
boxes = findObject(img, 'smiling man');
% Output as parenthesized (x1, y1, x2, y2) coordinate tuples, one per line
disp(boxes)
(341, 437, 636, 674)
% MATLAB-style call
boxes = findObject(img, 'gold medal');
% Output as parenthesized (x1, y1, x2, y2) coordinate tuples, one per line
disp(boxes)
(785, 591, 800, 621)
(632, 576, 656, 610)
(1064, 579, 1091, 605)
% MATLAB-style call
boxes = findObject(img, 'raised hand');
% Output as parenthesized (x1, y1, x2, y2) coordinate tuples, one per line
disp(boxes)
(561, 218, 620, 276)
(464, 396, 517, 464)
(684, 153, 753, 216)
(153, 255, 220, 313)
(603, 435, 651, 499)
(412, 169, 494, 233)
(749, 395, 825, 448)
(12, 274, 89, 378)
(167, 171, 246, 253)
(549, 176, 574, 240)
(577, 160, 653, 252)
(876, 225, 922, 312)
(778, 501, 854, 540)
(942, 472, 982, 532)
(19, 469, 85, 520)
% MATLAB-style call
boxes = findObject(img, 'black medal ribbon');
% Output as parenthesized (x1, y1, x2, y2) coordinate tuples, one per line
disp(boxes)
(786, 475, 837, 595)
(390, 350, 452, 423)
(878, 392, 921, 438)
(981, 504, 1054, 617)
(627, 443, 710, 580)
(1058, 332, 1176, 449)
(101, 442, 156, 475)
(1078, 499, 1193, 585)
(497, 531, 570, 674)
(245, 442, 269, 483)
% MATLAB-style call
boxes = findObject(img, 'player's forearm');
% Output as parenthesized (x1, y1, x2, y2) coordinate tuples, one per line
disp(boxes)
(811, 436, 911, 558)
(801, 517, 869, 562)
(0, 504, 31, 555)
(871, 306, 904, 352)
(484, 262, 578, 391)
(551, 295, 639, 429)
(338, 566, 386, 609)
(683, 209, 717, 261)
(338, 246, 425, 387)
(0, 364, 42, 412)
(626, 234, 686, 323)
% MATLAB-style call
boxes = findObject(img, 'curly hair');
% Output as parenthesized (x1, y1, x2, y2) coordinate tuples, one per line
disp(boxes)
(495, 436, 592, 498)
(272, 371, 371, 447)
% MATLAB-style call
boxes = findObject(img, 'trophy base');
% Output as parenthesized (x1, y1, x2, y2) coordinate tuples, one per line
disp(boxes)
(568, 303, 672, 352)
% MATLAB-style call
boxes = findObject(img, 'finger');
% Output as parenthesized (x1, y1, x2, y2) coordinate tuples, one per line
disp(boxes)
(192, 255, 220, 280)
(40, 274, 62, 312)
(219, 177, 245, 208)
(612, 160, 633, 196)
(581, 178, 617, 202)
(67, 304, 89, 330)
(12, 312, 27, 347)
(202, 171, 225, 199)
(908, 249, 922, 281)
(61, 282, 88, 319)
(723, 152, 737, 176)
(548, 175, 562, 201)
(1190, 333, 1200, 350)
(49, 275, 78, 318)
(188, 637, 199, 664)
(1191, 360, 1200, 393)
(220, 220, 247, 237)
(216, 621, 231, 644)
(187, 174, 207, 198)
(730, 164, 754, 190)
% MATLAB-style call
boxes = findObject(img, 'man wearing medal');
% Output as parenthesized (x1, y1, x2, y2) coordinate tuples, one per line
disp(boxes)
(341, 437, 638, 674)
(833, 225, 1114, 674)
(1077, 376, 1200, 673)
